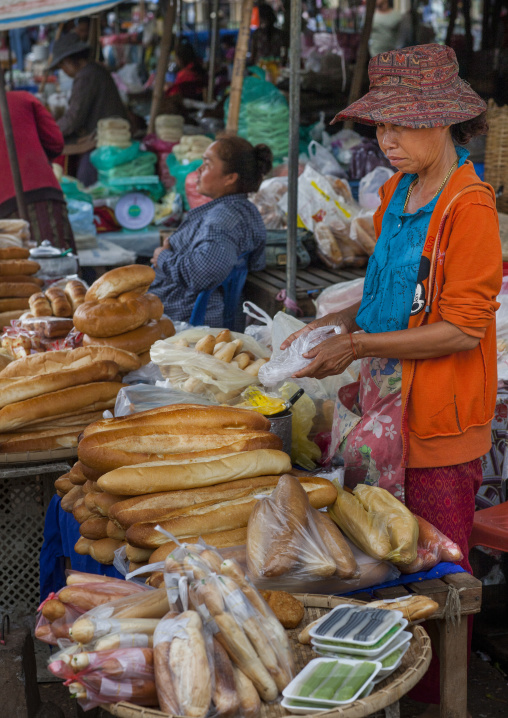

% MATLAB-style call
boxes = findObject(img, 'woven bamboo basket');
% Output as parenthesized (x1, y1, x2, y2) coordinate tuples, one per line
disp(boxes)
(103, 594, 432, 718)
(485, 99, 508, 213)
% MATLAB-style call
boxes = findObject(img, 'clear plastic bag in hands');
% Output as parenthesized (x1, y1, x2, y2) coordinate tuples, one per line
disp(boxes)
(258, 325, 341, 387)
(246, 474, 357, 586)
(396, 515, 463, 574)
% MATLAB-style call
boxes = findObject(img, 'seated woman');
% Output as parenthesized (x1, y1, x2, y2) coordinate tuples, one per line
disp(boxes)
(166, 41, 208, 102)
(150, 136, 272, 326)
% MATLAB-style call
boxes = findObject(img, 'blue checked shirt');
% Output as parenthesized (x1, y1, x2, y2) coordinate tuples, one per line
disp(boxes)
(150, 193, 266, 325)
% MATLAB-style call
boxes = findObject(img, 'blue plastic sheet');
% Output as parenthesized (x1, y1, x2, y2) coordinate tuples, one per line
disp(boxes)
(39, 495, 123, 601)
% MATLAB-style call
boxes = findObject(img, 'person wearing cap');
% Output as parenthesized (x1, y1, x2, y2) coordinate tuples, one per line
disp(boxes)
(282, 44, 501, 716)
(48, 32, 127, 184)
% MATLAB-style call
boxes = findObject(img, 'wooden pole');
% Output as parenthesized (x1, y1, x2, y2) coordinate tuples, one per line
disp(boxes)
(226, 0, 254, 134)
(148, 0, 177, 134)
(40, 22, 64, 94)
(345, 0, 376, 129)
(0, 68, 28, 223)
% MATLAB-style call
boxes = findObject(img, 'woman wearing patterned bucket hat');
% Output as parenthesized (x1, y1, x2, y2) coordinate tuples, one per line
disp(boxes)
(283, 44, 501, 715)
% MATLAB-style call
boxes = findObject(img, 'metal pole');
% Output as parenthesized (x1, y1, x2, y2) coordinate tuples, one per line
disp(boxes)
(0, 68, 28, 223)
(207, 0, 220, 102)
(148, 0, 177, 134)
(286, 0, 302, 310)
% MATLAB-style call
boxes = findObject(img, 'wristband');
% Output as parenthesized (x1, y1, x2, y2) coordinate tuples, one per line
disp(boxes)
(349, 333, 358, 361)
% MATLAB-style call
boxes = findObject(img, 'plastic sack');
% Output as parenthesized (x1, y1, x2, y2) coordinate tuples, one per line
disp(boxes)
(308, 140, 345, 178)
(259, 325, 342, 387)
(90, 142, 140, 171)
(150, 328, 271, 402)
(316, 277, 365, 319)
(166, 154, 203, 209)
(249, 177, 288, 229)
(243, 301, 273, 350)
(98, 151, 157, 183)
(35, 594, 85, 645)
(328, 483, 419, 566)
(67, 199, 97, 237)
(247, 474, 357, 585)
(397, 515, 463, 574)
(359, 167, 394, 210)
(114, 383, 216, 416)
(350, 210, 376, 255)
(153, 611, 213, 717)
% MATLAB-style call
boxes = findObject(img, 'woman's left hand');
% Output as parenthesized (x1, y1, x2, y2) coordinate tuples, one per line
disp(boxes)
(292, 333, 357, 380)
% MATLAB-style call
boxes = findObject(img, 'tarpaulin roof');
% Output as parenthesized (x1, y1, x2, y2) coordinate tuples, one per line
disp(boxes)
(0, 0, 122, 30)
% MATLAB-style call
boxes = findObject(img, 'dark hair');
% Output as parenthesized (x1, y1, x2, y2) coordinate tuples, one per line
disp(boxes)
(64, 46, 91, 64)
(214, 136, 273, 193)
(451, 111, 488, 145)
(258, 3, 277, 27)
(176, 41, 200, 68)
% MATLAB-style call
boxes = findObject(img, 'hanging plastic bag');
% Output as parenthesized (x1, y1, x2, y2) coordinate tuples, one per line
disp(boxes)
(243, 301, 273, 349)
(316, 277, 365, 318)
(350, 209, 377, 254)
(308, 140, 347, 178)
(359, 166, 394, 210)
(259, 325, 342, 387)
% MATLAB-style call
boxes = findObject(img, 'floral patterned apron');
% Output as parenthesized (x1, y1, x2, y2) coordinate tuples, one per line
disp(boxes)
(328, 357, 405, 501)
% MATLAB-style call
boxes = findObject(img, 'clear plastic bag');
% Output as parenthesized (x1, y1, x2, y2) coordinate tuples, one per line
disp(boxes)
(259, 325, 342, 387)
(396, 515, 463, 574)
(153, 610, 213, 717)
(35, 594, 85, 645)
(249, 177, 288, 230)
(316, 278, 365, 319)
(350, 209, 377, 255)
(150, 329, 271, 402)
(243, 302, 273, 350)
(358, 167, 394, 210)
(328, 483, 419, 566)
(279, 381, 321, 470)
(114, 383, 216, 416)
(308, 140, 345, 178)
(246, 474, 357, 585)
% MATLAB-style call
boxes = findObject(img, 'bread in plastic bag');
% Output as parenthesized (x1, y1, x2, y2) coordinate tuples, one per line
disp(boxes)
(328, 483, 418, 565)
(249, 177, 288, 230)
(259, 325, 342, 387)
(153, 610, 212, 718)
(150, 328, 270, 402)
(246, 473, 357, 585)
(396, 514, 463, 574)
(350, 209, 377, 255)
(114, 383, 217, 416)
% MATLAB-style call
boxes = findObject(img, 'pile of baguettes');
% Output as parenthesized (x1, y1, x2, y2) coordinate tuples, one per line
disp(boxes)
(73, 265, 175, 365)
(0, 246, 42, 326)
(0, 346, 141, 455)
(55, 405, 337, 573)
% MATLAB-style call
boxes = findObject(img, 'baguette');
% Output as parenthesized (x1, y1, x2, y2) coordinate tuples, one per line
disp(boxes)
(54, 476, 73, 495)
(107, 520, 126, 541)
(126, 545, 153, 562)
(60, 485, 84, 513)
(73, 498, 94, 524)
(0, 274, 43, 286)
(0, 382, 124, 432)
(0, 247, 30, 260)
(0, 298, 29, 312)
(0, 427, 80, 453)
(81, 431, 281, 473)
(69, 462, 89, 486)
(0, 346, 141, 378)
(85, 491, 125, 517)
(74, 537, 94, 555)
(41, 599, 66, 622)
(126, 476, 335, 549)
(79, 516, 109, 540)
(70, 617, 159, 644)
(83, 319, 163, 355)
(85, 265, 155, 302)
(149, 527, 248, 563)
(22, 400, 117, 430)
(87, 538, 125, 565)
(0, 361, 119, 409)
(73, 296, 153, 337)
(0, 259, 39, 276)
(0, 282, 41, 298)
(310, 508, 358, 579)
(232, 667, 260, 718)
(98, 449, 291, 494)
(212, 638, 240, 718)
(368, 595, 439, 622)
(169, 610, 211, 718)
(111, 474, 335, 528)
(154, 639, 179, 715)
(27, 411, 104, 431)
(0, 309, 25, 327)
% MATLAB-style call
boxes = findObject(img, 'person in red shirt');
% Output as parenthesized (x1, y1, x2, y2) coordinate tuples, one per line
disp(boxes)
(0, 91, 75, 251)
(165, 41, 208, 102)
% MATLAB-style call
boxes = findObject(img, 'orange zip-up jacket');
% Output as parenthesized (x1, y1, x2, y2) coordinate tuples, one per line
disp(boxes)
(373, 160, 502, 468)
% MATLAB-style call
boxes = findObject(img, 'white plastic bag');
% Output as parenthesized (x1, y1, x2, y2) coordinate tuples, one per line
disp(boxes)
(359, 167, 394, 210)
(259, 325, 342, 386)
(316, 278, 365, 318)
(243, 302, 273, 349)
(350, 209, 377, 255)
(308, 140, 346, 178)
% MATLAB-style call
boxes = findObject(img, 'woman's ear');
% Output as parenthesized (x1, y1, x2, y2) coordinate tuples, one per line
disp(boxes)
(225, 172, 239, 190)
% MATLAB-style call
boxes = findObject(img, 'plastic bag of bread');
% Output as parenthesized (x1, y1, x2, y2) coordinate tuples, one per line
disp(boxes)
(247, 474, 357, 588)
(35, 594, 86, 645)
(350, 209, 377, 255)
(150, 328, 270, 402)
(396, 514, 463, 574)
(49, 646, 156, 711)
(153, 610, 213, 718)
(328, 483, 419, 565)
(314, 224, 344, 269)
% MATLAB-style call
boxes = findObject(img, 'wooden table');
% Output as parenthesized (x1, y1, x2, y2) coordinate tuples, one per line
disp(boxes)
(356, 573, 482, 718)
(244, 266, 367, 318)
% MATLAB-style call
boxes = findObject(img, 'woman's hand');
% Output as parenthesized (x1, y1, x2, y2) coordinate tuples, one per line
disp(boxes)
(280, 306, 360, 351)
(292, 332, 356, 379)
(151, 238, 170, 267)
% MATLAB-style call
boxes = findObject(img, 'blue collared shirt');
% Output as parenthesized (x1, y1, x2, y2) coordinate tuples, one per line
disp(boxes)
(356, 146, 469, 333)
(150, 193, 266, 325)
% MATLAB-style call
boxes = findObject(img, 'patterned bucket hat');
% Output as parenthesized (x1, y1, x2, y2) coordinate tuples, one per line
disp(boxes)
(332, 44, 486, 129)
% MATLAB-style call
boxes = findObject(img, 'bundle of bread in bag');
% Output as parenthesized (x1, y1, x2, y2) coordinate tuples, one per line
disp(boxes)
(0, 346, 140, 454)
(74, 265, 174, 364)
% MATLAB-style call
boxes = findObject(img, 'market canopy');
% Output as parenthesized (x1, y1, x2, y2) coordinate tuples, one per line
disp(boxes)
(0, 0, 121, 30)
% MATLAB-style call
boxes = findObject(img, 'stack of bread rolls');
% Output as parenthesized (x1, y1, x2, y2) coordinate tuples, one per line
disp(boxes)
(74, 265, 174, 364)
(0, 346, 141, 455)
(53, 404, 320, 571)
(0, 247, 41, 326)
